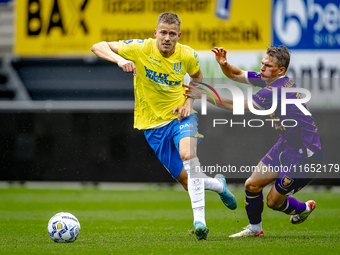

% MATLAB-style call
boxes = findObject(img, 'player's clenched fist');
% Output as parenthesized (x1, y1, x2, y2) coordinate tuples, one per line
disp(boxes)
(118, 59, 137, 76)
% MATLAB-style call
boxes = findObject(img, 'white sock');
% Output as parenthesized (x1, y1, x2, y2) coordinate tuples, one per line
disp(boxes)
(183, 157, 205, 225)
(304, 202, 311, 213)
(193, 206, 205, 224)
(205, 178, 223, 193)
(185, 158, 223, 193)
(249, 222, 262, 233)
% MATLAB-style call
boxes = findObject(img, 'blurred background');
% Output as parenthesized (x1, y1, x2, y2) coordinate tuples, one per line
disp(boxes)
(0, 0, 339, 185)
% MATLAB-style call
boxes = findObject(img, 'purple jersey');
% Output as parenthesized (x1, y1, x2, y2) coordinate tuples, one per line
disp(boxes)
(247, 72, 322, 167)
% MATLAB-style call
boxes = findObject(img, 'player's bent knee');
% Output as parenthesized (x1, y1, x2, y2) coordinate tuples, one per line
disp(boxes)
(179, 152, 195, 162)
(245, 179, 262, 193)
(266, 198, 282, 210)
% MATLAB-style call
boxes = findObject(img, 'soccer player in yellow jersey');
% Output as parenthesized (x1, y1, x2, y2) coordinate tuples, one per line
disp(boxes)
(91, 12, 236, 240)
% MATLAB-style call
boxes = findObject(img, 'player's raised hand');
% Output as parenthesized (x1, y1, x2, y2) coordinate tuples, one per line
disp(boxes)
(212, 47, 228, 66)
(172, 105, 190, 123)
(118, 59, 137, 76)
(183, 83, 206, 99)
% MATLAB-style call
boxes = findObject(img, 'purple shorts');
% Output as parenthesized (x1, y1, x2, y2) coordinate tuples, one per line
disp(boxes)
(261, 138, 323, 195)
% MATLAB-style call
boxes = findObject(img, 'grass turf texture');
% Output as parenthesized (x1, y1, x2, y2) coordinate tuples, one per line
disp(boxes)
(0, 186, 339, 254)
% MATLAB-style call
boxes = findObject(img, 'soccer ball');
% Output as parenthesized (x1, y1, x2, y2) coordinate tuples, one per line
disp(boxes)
(47, 212, 81, 243)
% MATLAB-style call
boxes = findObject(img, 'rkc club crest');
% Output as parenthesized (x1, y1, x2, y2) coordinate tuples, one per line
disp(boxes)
(174, 62, 182, 73)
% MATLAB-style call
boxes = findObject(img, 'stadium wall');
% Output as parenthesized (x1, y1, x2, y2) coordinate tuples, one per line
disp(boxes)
(0, 111, 339, 185)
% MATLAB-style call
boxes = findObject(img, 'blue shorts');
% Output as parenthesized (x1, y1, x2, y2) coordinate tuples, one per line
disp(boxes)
(261, 139, 323, 195)
(144, 114, 203, 179)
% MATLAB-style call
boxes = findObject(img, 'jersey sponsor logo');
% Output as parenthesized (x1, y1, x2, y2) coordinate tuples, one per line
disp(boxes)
(144, 66, 181, 86)
(273, 0, 340, 49)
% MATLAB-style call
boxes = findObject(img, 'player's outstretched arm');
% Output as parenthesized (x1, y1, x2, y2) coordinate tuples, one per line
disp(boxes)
(183, 83, 250, 111)
(212, 47, 248, 84)
(91, 41, 136, 76)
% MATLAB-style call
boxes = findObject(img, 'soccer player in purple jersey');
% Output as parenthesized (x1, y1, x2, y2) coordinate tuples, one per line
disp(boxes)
(185, 45, 322, 237)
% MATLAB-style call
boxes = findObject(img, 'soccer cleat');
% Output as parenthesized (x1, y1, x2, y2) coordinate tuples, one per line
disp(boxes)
(215, 174, 237, 210)
(194, 221, 209, 241)
(290, 200, 316, 224)
(229, 225, 264, 237)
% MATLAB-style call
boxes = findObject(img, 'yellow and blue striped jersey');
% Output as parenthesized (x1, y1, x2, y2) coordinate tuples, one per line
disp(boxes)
(118, 38, 200, 130)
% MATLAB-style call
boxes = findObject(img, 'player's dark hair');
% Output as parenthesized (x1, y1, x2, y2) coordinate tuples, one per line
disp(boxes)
(157, 12, 181, 31)
(266, 45, 290, 71)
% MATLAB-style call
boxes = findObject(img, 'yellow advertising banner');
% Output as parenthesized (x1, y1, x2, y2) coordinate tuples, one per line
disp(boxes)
(15, 0, 271, 56)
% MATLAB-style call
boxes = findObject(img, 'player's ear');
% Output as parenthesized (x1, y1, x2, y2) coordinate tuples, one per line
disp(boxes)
(154, 29, 157, 37)
(178, 32, 181, 40)
(279, 66, 286, 76)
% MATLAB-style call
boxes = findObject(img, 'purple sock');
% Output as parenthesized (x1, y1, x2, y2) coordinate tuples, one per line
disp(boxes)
(275, 196, 306, 215)
(245, 190, 263, 224)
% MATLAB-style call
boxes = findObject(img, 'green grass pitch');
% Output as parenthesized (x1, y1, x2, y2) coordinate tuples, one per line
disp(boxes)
(0, 185, 339, 254)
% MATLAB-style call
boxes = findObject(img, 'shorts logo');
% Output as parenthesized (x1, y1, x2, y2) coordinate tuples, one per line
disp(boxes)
(281, 175, 294, 188)
(180, 123, 193, 129)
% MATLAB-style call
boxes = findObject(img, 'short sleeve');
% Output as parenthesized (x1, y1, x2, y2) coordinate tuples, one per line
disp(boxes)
(118, 39, 146, 62)
(252, 87, 275, 110)
(246, 72, 266, 88)
(186, 49, 200, 76)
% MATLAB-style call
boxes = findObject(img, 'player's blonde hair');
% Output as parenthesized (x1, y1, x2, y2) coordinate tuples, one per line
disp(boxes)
(157, 12, 181, 31)
(266, 45, 290, 71)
